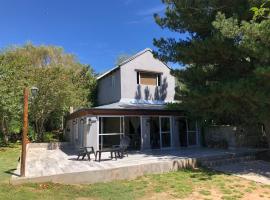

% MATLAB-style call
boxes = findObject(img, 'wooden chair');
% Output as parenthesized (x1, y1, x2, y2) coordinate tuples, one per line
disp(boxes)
(77, 146, 95, 161)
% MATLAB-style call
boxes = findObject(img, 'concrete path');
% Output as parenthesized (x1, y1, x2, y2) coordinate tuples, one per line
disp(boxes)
(212, 160, 270, 185)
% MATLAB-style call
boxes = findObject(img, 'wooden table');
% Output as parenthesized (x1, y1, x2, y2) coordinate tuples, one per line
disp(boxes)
(95, 148, 120, 162)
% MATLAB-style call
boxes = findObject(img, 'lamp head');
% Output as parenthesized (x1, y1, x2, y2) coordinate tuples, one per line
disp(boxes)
(31, 86, 39, 97)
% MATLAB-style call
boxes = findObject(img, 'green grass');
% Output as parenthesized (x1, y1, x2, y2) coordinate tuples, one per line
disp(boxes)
(1, 145, 270, 200)
(0, 143, 20, 183)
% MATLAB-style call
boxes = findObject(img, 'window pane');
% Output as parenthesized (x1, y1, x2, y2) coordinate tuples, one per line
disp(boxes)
(162, 133, 171, 147)
(161, 117, 170, 132)
(102, 117, 121, 133)
(140, 72, 157, 85)
(99, 135, 120, 149)
(124, 117, 141, 150)
(188, 131, 197, 145)
(188, 120, 196, 131)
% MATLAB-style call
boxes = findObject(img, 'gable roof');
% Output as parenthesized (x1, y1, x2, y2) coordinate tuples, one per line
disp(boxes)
(97, 48, 171, 80)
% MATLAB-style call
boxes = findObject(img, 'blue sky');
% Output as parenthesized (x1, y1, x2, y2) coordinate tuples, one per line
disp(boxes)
(0, 0, 185, 73)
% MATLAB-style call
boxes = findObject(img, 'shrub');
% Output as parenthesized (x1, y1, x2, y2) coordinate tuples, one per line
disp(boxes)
(43, 132, 58, 143)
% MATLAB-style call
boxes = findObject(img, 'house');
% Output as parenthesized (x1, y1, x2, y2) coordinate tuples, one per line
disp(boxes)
(65, 48, 200, 151)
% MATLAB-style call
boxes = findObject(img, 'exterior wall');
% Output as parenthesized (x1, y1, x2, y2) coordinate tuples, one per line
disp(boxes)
(120, 51, 175, 103)
(66, 116, 99, 151)
(86, 116, 98, 151)
(97, 69, 121, 105)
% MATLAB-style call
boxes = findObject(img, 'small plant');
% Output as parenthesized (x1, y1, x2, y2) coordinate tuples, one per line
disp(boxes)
(43, 132, 58, 143)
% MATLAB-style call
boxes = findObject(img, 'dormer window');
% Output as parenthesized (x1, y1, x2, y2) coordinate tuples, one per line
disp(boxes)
(136, 71, 161, 86)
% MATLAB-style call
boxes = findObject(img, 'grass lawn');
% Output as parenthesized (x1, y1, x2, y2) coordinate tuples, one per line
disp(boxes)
(1, 145, 270, 200)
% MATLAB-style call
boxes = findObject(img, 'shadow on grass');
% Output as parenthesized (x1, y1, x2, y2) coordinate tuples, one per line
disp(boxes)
(4, 168, 20, 177)
(186, 167, 230, 181)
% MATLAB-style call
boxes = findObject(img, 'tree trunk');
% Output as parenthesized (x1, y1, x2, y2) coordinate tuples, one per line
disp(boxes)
(35, 118, 45, 142)
(0, 117, 9, 145)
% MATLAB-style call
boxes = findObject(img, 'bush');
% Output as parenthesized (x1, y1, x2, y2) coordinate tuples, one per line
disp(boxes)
(43, 132, 58, 143)
(28, 126, 37, 142)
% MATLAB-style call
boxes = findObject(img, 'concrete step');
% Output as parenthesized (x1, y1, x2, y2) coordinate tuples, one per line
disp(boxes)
(198, 154, 256, 168)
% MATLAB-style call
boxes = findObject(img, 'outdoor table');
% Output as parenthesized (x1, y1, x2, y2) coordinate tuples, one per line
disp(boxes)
(95, 148, 120, 162)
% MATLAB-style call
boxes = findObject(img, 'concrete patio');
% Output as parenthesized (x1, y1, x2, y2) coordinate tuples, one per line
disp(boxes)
(10, 144, 262, 184)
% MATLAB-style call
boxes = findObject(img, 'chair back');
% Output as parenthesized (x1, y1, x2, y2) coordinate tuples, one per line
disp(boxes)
(120, 136, 130, 149)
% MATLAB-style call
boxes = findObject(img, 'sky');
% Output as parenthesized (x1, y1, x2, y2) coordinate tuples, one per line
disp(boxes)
(0, 0, 186, 73)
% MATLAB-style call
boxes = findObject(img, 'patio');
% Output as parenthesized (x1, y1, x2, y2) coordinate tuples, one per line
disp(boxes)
(11, 145, 261, 184)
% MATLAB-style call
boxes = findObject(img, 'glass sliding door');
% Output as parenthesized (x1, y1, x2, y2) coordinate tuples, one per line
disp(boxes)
(160, 117, 171, 148)
(150, 117, 160, 149)
(150, 117, 172, 149)
(124, 117, 141, 150)
(99, 117, 124, 150)
(178, 118, 188, 147)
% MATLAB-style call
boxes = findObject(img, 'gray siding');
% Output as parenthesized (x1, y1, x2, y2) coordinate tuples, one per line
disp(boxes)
(97, 69, 121, 106)
(120, 51, 175, 103)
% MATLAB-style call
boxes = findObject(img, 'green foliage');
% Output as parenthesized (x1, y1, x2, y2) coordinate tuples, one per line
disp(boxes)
(154, 0, 270, 146)
(28, 126, 37, 142)
(43, 132, 57, 143)
(0, 44, 97, 142)
(251, 0, 270, 20)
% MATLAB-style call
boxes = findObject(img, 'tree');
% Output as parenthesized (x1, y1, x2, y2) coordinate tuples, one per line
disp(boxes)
(0, 44, 97, 143)
(153, 0, 270, 145)
(115, 54, 131, 65)
(212, 2, 270, 144)
(153, 0, 260, 117)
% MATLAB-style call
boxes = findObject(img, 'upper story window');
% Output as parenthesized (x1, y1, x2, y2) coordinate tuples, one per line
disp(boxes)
(137, 71, 161, 86)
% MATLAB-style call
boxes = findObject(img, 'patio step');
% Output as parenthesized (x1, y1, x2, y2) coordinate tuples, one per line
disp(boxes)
(198, 152, 256, 168)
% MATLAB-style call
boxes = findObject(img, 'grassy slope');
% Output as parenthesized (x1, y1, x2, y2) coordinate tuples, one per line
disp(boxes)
(0, 145, 270, 200)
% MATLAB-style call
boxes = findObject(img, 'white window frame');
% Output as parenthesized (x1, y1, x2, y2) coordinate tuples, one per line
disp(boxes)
(98, 116, 124, 150)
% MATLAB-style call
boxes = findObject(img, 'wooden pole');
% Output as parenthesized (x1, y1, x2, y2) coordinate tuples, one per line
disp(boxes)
(20, 87, 29, 177)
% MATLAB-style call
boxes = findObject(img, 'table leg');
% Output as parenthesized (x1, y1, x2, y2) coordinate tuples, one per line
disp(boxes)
(99, 151, 101, 162)
(87, 153, 91, 161)
(114, 151, 117, 160)
(95, 152, 98, 161)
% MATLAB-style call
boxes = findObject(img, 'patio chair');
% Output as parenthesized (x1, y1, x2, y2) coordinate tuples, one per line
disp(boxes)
(77, 146, 95, 161)
(113, 136, 131, 158)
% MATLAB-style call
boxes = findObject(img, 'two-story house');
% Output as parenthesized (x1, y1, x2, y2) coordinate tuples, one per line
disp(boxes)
(66, 48, 200, 151)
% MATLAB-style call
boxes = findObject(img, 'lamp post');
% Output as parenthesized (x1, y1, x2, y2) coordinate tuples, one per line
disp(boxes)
(20, 86, 38, 177)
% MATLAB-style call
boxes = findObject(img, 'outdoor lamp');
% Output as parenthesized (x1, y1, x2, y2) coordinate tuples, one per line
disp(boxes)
(31, 86, 39, 98)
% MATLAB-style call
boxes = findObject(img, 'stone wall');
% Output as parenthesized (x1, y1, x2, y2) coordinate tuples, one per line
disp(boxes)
(205, 125, 267, 148)
(27, 142, 72, 150)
